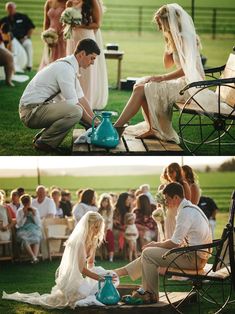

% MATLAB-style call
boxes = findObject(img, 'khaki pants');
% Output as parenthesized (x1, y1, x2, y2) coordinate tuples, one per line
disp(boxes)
(125, 247, 207, 297)
(19, 100, 83, 147)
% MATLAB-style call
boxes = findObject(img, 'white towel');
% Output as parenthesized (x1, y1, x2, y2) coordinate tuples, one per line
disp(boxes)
(74, 128, 92, 144)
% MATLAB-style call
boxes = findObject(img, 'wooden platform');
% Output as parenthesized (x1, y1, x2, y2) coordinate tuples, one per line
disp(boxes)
(72, 129, 183, 155)
(74, 285, 196, 314)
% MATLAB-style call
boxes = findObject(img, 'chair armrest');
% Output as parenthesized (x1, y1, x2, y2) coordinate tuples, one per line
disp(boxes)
(179, 77, 235, 95)
(162, 239, 222, 259)
(204, 65, 226, 75)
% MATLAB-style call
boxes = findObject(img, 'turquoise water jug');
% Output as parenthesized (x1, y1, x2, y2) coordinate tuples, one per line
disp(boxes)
(96, 274, 120, 305)
(90, 112, 119, 148)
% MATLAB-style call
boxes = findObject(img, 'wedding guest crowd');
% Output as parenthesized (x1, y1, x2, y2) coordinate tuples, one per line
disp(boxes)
(0, 163, 218, 263)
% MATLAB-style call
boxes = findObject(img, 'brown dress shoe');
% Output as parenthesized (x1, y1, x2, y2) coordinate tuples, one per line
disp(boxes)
(34, 140, 58, 153)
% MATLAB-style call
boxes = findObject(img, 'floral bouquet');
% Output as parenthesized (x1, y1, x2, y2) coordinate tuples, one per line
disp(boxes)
(152, 208, 165, 241)
(155, 190, 166, 213)
(152, 208, 165, 223)
(60, 7, 82, 40)
(41, 28, 58, 48)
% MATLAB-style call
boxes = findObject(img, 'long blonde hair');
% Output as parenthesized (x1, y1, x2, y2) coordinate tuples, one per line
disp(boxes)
(154, 5, 177, 53)
(85, 212, 105, 251)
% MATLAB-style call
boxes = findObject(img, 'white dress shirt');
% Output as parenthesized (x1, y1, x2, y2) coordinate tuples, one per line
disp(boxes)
(32, 197, 56, 219)
(20, 55, 84, 107)
(171, 199, 212, 251)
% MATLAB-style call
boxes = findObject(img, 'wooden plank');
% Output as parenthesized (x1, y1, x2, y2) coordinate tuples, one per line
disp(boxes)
(123, 134, 146, 152)
(110, 137, 127, 153)
(143, 138, 166, 152)
(160, 141, 183, 152)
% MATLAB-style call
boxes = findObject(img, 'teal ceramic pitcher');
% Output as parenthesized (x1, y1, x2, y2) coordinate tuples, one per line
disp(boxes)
(96, 274, 120, 305)
(90, 112, 119, 148)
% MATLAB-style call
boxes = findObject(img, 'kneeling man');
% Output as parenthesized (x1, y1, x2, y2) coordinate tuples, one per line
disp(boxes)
(19, 38, 100, 153)
(114, 182, 212, 303)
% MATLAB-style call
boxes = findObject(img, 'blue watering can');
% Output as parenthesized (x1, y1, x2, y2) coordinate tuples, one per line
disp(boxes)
(96, 274, 120, 305)
(90, 112, 119, 148)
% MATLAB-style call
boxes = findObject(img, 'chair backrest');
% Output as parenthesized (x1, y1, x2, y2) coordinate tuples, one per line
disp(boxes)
(44, 218, 68, 237)
(213, 190, 235, 289)
(219, 53, 235, 106)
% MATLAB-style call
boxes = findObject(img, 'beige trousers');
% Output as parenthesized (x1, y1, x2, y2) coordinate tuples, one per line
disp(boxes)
(19, 100, 83, 147)
(125, 246, 207, 297)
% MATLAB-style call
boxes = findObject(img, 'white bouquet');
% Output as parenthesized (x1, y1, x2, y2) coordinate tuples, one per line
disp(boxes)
(152, 208, 165, 242)
(155, 190, 166, 213)
(152, 208, 165, 223)
(41, 28, 58, 47)
(60, 7, 82, 39)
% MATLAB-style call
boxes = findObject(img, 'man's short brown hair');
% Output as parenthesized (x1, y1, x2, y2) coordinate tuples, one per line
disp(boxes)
(75, 38, 100, 56)
(163, 182, 184, 199)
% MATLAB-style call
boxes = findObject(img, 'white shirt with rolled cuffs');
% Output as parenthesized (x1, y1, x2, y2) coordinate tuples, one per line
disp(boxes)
(171, 198, 212, 259)
(20, 55, 84, 107)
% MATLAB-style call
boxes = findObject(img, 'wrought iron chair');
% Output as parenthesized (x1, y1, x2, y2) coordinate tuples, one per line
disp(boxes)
(163, 191, 235, 313)
(174, 52, 235, 155)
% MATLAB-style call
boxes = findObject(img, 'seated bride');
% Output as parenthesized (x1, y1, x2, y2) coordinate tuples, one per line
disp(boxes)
(3, 211, 118, 309)
(114, 3, 221, 144)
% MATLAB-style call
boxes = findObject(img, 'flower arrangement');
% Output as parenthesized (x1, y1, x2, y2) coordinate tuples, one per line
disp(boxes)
(152, 208, 165, 223)
(152, 208, 165, 241)
(60, 7, 82, 39)
(155, 190, 166, 213)
(41, 28, 58, 47)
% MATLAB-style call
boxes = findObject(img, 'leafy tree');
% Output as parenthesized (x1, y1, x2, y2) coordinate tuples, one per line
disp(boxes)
(218, 158, 235, 171)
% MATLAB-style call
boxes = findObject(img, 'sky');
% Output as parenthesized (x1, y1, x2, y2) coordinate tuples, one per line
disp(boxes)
(0, 156, 231, 170)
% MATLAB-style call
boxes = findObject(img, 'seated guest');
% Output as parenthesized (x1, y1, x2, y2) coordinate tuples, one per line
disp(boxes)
(0, 2, 35, 71)
(32, 185, 56, 219)
(98, 193, 114, 262)
(8, 189, 21, 216)
(113, 192, 132, 252)
(0, 191, 12, 242)
(60, 190, 72, 217)
(198, 195, 218, 239)
(51, 188, 63, 218)
(0, 26, 14, 86)
(16, 194, 42, 263)
(72, 188, 98, 224)
(134, 193, 157, 248)
(114, 182, 212, 304)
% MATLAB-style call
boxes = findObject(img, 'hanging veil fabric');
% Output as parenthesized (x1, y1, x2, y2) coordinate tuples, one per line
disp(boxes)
(3, 212, 118, 309)
(167, 3, 225, 110)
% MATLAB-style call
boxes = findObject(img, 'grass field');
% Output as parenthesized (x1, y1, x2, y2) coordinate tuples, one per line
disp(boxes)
(0, 254, 234, 314)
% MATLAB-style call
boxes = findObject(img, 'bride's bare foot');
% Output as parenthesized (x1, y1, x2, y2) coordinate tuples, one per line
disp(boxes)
(136, 130, 156, 139)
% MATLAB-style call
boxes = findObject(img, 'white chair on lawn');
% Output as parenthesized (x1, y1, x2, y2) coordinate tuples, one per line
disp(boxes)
(44, 218, 69, 261)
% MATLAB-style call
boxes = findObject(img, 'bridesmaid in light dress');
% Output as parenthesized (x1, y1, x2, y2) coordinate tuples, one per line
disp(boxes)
(39, 0, 67, 69)
(165, 162, 191, 239)
(66, 0, 108, 110)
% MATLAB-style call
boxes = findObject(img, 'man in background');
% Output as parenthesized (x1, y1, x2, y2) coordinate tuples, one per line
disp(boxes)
(198, 195, 219, 239)
(0, 2, 35, 71)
